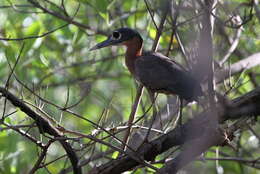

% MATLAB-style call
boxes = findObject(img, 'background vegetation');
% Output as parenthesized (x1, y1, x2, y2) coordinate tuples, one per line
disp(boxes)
(0, 0, 259, 173)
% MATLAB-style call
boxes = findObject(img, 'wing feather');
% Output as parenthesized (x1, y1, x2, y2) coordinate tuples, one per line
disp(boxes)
(135, 52, 202, 101)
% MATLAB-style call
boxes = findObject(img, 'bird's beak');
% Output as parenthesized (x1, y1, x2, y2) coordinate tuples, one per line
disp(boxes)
(89, 37, 117, 51)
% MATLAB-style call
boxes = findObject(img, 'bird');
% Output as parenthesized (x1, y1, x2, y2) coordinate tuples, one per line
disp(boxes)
(90, 27, 202, 103)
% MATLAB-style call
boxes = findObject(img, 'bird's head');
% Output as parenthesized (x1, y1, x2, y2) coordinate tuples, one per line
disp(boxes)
(90, 28, 143, 51)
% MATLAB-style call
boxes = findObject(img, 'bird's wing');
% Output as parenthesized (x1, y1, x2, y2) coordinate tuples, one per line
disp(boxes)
(135, 52, 201, 100)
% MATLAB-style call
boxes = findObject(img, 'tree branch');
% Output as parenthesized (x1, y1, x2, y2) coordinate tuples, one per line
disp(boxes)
(215, 52, 260, 83)
(0, 87, 82, 174)
(89, 86, 260, 174)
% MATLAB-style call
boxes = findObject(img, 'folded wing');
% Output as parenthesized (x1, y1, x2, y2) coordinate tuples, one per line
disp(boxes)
(135, 52, 202, 101)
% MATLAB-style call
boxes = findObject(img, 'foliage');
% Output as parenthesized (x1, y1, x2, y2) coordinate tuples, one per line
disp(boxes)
(0, 0, 259, 174)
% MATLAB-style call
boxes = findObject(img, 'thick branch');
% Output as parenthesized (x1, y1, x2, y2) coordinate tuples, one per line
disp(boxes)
(157, 127, 225, 174)
(215, 52, 260, 83)
(90, 86, 260, 174)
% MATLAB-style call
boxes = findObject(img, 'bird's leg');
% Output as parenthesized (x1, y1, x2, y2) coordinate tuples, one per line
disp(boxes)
(122, 85, 144, 151)
(148, 90, 158, 119)
(142, 91, 158, 143)
(179, 97, 183, 126)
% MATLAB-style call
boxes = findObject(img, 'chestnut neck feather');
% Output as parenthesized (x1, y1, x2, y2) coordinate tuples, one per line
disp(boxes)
(124, 36, 143, 75)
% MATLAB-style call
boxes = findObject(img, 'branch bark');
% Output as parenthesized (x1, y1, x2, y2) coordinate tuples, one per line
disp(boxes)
(89, 86, 260, 174)
(193, 1, 257, 87)
(215, 52, 260, 83)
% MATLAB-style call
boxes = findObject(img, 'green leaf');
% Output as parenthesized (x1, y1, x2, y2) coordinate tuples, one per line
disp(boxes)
(111, 151, 119, 159)
(24, 21, 41, 36)
(95, 0, 109, 12)
(40, 54, 49, 67)
(99, 11, 110, 24)
(72, 29, 84, 45)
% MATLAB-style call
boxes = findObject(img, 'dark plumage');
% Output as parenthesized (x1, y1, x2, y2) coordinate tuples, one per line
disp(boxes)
(136, 52, 202, 101)
(90, 28, 202, 102)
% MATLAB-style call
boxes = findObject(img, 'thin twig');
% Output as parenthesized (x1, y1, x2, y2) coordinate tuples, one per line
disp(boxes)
(0, 24, 69, 41)
(27, 0, 107, 35)
(29, 139, 54, 174)
(144, 0, 158, 30)
(122, 86, 144, 150)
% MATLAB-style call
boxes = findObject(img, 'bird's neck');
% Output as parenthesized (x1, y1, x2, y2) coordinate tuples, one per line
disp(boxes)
(124, 37, 143, 75)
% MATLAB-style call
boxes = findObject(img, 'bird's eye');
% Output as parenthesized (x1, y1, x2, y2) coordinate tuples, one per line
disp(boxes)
(112, 31, 121, 40)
